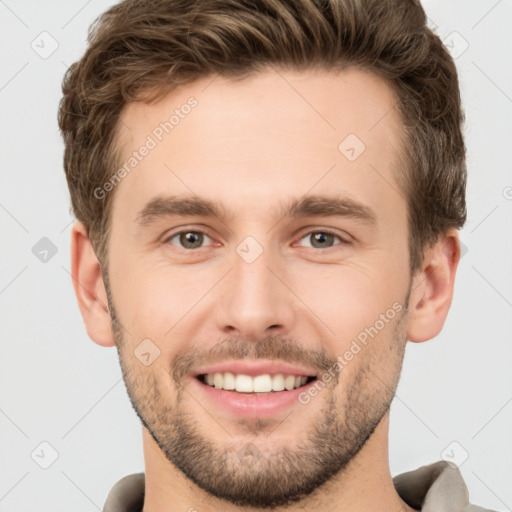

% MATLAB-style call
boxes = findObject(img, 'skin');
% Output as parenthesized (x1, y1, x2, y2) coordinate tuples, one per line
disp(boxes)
(71, 67, 460, 512)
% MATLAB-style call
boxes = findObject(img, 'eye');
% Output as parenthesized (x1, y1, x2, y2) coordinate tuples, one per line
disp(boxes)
(164, 230, 213, 250)
(296, 230, 346, 249)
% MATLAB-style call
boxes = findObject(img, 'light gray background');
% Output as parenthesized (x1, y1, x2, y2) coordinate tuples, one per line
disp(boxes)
(1, 1, 511, 511)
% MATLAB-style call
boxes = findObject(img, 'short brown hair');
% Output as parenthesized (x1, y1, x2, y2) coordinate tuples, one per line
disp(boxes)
(58, 0, 466, 274)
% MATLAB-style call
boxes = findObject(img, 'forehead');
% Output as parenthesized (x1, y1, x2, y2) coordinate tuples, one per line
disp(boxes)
(112, 67, 405, 228)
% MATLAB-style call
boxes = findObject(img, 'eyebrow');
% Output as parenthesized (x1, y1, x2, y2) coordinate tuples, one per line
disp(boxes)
(134, 194, 377, 227)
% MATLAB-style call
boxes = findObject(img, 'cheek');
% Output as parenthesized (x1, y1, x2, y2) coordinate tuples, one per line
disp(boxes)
(111, 260, 219, 345)
(288, 260, 405, 340)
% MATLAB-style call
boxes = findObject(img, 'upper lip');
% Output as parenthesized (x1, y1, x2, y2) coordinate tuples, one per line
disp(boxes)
(191, 360, 318, 378)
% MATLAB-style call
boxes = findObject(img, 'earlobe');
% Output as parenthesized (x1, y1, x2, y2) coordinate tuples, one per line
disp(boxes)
(407, 229, 461, 343)
(70, 221, 115, 347)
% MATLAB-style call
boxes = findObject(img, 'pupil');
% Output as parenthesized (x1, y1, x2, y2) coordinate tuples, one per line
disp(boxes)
(181, 232, 203, 248)
(311, 232, 333, 248)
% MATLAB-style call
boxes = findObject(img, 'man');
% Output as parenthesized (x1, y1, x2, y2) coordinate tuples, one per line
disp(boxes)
(58, 0, 497, 511)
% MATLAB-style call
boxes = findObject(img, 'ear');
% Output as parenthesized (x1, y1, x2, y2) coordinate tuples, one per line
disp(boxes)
(70, 221, 115, 347)
(407, 229, 461, 343)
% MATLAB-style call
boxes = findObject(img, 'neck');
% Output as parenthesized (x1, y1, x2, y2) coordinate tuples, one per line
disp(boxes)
(141, 412, 417, 512)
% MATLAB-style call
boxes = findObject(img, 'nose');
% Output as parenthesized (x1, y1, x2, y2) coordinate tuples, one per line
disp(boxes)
(215, 244, 296, 340)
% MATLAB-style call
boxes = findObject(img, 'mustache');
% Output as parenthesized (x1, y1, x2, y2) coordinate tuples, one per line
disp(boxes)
(171, 335, 336, 385)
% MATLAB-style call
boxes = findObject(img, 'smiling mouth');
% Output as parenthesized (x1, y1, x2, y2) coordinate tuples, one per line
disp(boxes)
(197, 373, 317, 394)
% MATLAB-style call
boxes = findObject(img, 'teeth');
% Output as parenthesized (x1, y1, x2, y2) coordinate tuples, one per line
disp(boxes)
(202, 372, 310, 392)
(236, 374, 254, 392)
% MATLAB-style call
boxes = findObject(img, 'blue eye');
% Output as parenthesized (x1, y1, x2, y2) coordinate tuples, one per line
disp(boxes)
(297, 231, 343, 249)
(165, 231, 212, 249)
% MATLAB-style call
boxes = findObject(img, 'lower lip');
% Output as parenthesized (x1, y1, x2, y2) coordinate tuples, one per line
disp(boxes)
(190, 376, 318, 418)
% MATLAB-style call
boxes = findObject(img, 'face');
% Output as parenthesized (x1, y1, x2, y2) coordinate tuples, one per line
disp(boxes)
(105, 67, 412, 508)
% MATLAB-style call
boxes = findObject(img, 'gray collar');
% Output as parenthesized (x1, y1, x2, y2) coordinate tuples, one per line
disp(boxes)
(103, 460, 494, 512)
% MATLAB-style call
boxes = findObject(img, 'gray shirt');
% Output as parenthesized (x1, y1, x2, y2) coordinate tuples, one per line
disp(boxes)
(103, 460, 498, 512)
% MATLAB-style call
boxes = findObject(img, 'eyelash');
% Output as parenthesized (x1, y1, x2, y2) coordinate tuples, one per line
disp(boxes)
(295, 229, 349, 249)
(162, 228, 350, 251)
